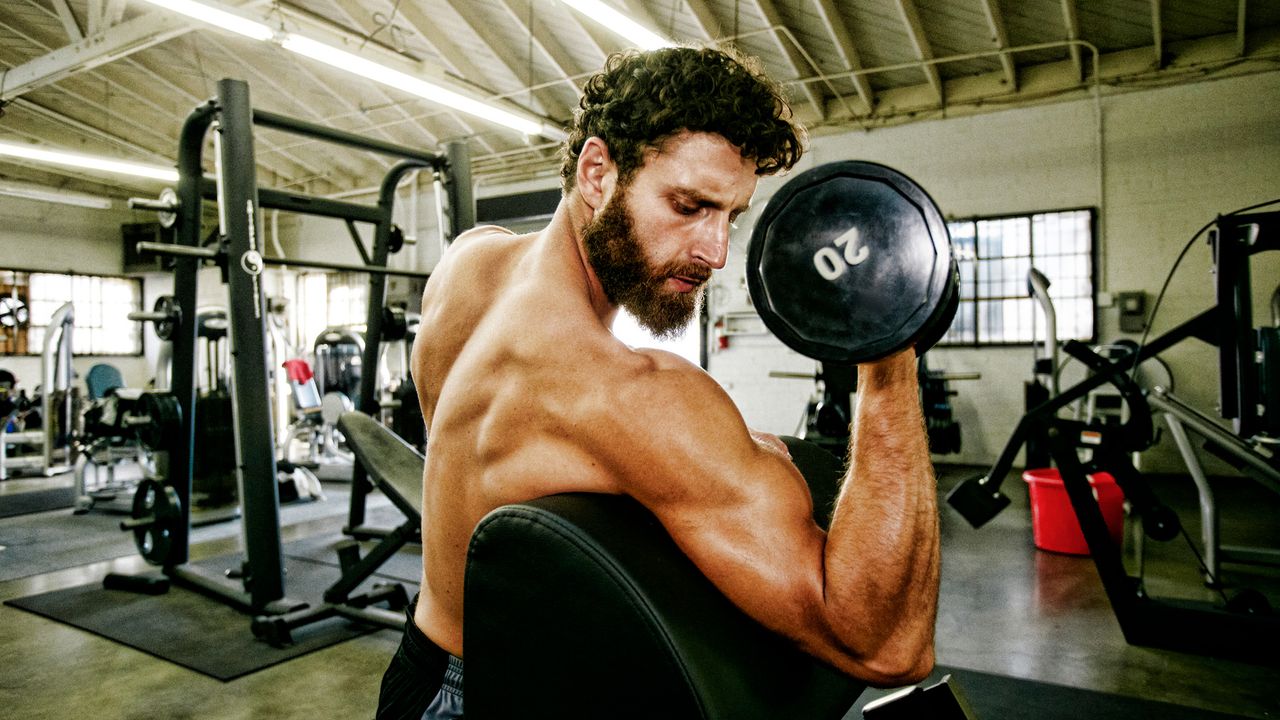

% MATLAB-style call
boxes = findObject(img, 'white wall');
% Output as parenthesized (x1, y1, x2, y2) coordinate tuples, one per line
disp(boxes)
(0, 195, 157, 392)
(707, 69, 1280, 474)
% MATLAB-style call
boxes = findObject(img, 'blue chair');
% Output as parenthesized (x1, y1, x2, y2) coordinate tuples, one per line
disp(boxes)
(85, 364, 124, 400)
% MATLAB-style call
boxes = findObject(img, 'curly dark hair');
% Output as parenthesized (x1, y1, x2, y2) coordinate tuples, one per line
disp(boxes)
(560, 45, 805, 190)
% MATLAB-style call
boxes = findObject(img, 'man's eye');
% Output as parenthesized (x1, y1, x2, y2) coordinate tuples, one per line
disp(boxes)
(675, 203, 697, 215)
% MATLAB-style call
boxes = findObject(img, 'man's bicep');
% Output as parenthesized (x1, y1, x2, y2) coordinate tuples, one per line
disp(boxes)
(607, 373, 828, 638)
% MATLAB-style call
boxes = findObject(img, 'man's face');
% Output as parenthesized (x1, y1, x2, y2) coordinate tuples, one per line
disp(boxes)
(582, 181, 707, 338)
(582, 131, 758, 339)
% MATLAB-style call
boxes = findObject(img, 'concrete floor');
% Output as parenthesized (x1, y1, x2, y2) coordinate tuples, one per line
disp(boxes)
(1, 464, 1277, 719)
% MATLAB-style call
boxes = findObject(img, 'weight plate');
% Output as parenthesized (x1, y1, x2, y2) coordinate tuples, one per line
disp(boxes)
(157, 187, 178, 229)
(747, 161, 952, 364)
(912, 257, 960, 357)
(130, 478, 182, 565)
(388, 224, 405, 254)
(136, 392, 182, 450)
(153, 295, 180, 341)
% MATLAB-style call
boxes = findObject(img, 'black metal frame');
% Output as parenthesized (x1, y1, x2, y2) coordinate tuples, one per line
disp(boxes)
(122, 78, 472, 619)
(946, 211, 1280, 662)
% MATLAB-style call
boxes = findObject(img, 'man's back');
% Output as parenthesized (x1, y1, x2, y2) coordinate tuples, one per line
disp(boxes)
(410, 224, 651, 656)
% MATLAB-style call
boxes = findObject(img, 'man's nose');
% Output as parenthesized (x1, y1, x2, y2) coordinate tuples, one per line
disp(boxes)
(692, 220, 731, 270)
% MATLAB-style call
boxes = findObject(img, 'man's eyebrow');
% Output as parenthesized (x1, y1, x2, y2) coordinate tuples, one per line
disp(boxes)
(671, 187, 751, 216)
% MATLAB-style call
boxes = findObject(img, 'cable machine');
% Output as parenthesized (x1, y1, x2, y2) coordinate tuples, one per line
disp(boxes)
(947, 210, 1280, 662)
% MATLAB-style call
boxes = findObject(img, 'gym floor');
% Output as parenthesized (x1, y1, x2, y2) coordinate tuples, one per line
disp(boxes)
(0, 464, 1277, 719)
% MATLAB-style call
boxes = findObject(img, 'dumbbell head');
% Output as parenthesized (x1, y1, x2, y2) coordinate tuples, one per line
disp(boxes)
(746, 160, 958, 364)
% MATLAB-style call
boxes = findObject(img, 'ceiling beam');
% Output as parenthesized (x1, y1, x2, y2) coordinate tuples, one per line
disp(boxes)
(11, 97, 171, 164)
(683, 0, 721, 39)
(104, 0, 128, 28)
(1238, 0, 1248, 56)
(377, 0, 558, 121)
(562, 10, 612, 64)
(0, 11, 192, 100)
(335, 1, 508, 155)
(86, 0, 102, 36)
(1151, 0, 1164, 68)
(443, 0, 578, 118)
(234, 43, 412, 172)
(2, 5, 332, 192)
(978, 0, 1017, 90)
(119, 50, 352, 189)
(752, 0, 826, 120)
(894, 0, 943, 105)
(812, 0, 875, 114)
(322, 0, 450, 152)
(1061, 0, 1084, 83)
(275, 0, 564, 141)
(496, 0, 583, 98)
(50, 0, 84, 42)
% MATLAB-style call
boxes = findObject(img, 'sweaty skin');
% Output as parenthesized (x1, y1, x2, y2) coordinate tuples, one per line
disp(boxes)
(411, 131, 940, 686)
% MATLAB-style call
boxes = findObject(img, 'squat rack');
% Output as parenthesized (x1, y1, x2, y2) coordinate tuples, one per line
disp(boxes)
(121, 78, 472, 616)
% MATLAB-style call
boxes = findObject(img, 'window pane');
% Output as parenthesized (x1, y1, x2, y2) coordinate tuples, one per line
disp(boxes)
(5, 271, 142, 356)
(937, 210, 1093, 347)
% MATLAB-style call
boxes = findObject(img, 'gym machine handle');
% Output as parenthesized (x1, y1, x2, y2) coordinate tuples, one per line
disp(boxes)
(127, 311, 171, 322)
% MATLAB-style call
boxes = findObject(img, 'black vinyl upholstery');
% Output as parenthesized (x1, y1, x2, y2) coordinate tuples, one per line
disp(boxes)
(337, 411, 423, 520)
(463, 437, 864, 719)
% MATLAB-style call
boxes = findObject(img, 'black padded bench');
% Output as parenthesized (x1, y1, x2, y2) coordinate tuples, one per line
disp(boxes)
(463, 437, 866, 719)
(251, 411, 424, 644)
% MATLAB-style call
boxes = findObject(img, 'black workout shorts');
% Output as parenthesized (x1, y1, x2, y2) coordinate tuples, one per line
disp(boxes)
(376, 599, 464, 720)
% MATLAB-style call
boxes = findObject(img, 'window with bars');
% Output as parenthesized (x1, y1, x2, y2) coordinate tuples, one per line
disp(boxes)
(0, 269, 143, 356)
(940, 208, 1096, 346)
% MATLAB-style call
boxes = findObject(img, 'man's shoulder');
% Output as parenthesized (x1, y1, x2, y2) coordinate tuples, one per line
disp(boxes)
(454, 224, 519, 243)
(610, 346, 736, 418)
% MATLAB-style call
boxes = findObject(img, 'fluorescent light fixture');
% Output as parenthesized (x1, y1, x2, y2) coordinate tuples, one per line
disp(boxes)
(0, 140, 179, 182)
(138, 0, 560, 139)
(0, 180, 114, 210)
(280, 34, 545, 137)
(136, 0, 274, 40)
(557, 0, 673, 50)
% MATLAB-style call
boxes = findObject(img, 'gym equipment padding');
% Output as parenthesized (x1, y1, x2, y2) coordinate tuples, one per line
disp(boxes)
(464, 437, 863, 720)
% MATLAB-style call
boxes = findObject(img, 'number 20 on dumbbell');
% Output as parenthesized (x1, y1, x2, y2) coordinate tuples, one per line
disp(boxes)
(812, 226, 870, 281)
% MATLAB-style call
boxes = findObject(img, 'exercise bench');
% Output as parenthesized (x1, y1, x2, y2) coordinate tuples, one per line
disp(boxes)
(252, 411, 423, 645)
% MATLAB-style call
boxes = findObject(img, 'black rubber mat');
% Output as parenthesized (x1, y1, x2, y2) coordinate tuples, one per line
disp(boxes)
(4, 543, 418, 681)
(848, 665, 1256, 719)
(0, 486, 75, 519)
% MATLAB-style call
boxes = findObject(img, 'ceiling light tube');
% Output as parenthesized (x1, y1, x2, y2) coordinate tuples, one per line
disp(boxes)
(0, 180, 114, 209)
(135, 0, 274, 41)
(556, 0, 673, 50)
(138, 0, 561, 139)
(0, 140, 179, 182)
(280, 34, 544, 137)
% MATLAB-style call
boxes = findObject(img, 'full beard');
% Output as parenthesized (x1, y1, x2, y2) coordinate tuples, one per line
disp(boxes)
(582, 185, 709, 339)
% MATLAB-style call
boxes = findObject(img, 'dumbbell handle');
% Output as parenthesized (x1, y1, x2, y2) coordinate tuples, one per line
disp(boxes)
(128, 311, 169, 322)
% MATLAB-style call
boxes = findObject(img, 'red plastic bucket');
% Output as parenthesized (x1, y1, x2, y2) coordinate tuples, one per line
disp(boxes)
(1022, 468, 1126, 555)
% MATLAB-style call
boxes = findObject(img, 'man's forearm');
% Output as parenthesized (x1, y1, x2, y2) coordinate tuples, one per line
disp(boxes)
(819, 349, 940, 682)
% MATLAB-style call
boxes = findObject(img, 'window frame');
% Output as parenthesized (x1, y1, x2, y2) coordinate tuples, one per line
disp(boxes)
(0, 267, 145, 357)
(939, 206, 1099, 349)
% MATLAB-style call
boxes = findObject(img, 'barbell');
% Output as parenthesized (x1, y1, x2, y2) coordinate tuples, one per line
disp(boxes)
(747, 161, 959, 365)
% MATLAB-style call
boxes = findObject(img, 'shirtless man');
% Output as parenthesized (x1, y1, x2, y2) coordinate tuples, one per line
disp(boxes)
(376, 45, 940, 719)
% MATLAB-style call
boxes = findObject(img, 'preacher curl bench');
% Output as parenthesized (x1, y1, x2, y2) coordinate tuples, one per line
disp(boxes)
(335, 413, 974, 718)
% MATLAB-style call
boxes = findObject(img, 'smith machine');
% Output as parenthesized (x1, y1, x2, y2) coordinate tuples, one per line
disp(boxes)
(108, 78, 473, 633)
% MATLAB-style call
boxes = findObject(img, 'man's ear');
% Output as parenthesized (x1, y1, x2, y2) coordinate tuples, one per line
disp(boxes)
(576, 137, 615, 212)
